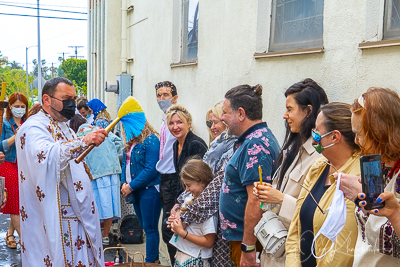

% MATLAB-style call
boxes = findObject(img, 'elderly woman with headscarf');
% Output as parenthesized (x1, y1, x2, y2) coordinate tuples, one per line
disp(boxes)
(87, 98, 111, 128)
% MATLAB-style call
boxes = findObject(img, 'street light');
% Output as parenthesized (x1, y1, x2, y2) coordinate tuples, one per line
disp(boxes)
(26, 45, 37, 103)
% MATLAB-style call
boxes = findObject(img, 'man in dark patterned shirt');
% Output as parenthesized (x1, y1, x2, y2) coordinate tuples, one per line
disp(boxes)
(219, 84, 280, 267)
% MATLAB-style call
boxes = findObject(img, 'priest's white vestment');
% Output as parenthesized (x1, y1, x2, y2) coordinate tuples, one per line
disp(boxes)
(16, 110, 104, 267)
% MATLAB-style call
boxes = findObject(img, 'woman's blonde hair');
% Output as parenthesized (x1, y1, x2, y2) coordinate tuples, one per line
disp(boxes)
(95, 108, 111, 123)
(166, 104, 192, 129)
(206, 101, 224, 144)
(124, 121, 159, 150)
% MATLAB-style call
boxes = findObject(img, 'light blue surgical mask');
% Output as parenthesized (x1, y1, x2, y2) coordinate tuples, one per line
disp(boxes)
(11, 107, 26, 118)
(157, 98, 173, 113)
(86, 114, 91, 119)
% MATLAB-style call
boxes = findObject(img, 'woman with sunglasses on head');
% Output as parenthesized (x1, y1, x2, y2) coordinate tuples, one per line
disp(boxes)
(0, 92, 29, 249)
(253, 79, 328, 267)
(205, 102, 227, 144)
(336, 88, 400, 266)
(285, 102, 360, 267)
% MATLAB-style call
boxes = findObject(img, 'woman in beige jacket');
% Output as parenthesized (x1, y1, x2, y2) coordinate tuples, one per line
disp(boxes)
(254, 78, 328, 266)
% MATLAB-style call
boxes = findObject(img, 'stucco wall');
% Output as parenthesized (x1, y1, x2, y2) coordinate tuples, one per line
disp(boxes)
(88, 0, 400, 145)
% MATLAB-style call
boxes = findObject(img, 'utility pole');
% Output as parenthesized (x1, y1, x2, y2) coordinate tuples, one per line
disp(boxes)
(26, 45, 37, 98)
(58, 52, 69, 60)
(37, 0, 42, 102)
(68, 46, 84, 59)
(51, 62, 54, 78)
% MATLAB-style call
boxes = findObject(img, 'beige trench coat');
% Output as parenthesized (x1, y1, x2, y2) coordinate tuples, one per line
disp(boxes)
(261, 137, 324, 267)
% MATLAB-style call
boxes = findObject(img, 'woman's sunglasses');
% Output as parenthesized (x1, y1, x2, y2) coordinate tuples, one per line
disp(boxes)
(299, 184, 330, 214)
(206, 120, 220, 128)
(311, 129, 334, 143)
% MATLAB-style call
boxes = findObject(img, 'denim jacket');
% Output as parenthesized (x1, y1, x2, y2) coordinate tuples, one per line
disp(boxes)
(77, 123, 123, 179)
(121, 133, 161, 203)
(0, 117, 19, 163)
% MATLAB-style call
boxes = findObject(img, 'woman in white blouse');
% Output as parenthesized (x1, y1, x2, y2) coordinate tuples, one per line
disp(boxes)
(337, 87, 400, 266)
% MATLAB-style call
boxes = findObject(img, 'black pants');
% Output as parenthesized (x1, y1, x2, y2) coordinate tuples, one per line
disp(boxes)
(160, 173, 182, 266)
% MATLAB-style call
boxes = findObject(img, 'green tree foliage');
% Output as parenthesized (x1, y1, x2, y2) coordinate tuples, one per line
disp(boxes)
(31, 59, 50, 79)
(60, 58, 87, 95)
(8, 61, 23, 70)
(0, 66, 34, 98)
(0, 51, 7, 65)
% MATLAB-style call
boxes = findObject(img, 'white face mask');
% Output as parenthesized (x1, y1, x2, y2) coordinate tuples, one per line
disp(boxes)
(11, 107, 26, 118)
(311, 172, 347, 259)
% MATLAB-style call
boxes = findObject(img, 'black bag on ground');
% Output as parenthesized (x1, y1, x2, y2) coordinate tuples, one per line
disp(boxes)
(119, 215, 144, 244)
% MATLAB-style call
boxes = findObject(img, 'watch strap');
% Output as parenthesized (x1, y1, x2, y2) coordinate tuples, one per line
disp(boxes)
(241, 243, 256, 252)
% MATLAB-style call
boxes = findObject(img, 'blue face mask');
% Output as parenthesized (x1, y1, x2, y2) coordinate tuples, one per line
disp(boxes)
(86, 114, 91, 119)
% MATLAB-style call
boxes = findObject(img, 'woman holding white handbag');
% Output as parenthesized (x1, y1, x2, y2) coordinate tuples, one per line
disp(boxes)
(253, 78, 328, 266)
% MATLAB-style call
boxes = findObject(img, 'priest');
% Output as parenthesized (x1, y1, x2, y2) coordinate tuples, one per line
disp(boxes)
(16, 77, 107, 266)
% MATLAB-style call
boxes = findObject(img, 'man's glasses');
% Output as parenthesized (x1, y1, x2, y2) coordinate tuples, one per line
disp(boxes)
(311, 129, 334, 143)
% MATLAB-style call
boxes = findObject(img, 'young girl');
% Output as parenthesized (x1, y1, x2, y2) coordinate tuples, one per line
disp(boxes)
(170, 159, 217, 267)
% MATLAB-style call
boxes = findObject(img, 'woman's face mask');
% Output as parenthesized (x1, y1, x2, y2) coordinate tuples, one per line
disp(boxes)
(311, 173, 348, 259)
(11, 107, 26, 118)
(312, 129, 335, 153)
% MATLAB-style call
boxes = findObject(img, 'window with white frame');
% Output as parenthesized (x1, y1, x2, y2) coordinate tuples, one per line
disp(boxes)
(269, 0, 324, 52)
(181, 0, 199, 62)
(384, 0, 400, 39)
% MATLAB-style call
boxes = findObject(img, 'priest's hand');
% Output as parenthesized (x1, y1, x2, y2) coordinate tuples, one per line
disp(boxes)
(83, 129, 108, 146)
(0, 152, 4, 165)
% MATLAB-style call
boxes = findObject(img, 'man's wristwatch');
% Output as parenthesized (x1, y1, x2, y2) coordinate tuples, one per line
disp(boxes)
(241, 243, 255, 253)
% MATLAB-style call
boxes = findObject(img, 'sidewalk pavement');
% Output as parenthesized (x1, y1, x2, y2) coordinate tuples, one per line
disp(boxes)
(121, 239, 170, 265)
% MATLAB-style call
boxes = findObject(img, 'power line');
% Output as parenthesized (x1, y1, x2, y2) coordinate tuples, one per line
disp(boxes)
(0, 13, 87, 20)
(0, 1, 86, 9)
(69, 46, 84, 59)
(0, 3, 87, 15)
(1, 26, 86, 53)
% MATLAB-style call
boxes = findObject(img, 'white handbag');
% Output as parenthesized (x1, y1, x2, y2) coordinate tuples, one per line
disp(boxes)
(254, 210, 287, 257)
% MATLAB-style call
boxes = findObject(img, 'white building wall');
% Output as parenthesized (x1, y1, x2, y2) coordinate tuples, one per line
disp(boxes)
(88, 0, 400, 144)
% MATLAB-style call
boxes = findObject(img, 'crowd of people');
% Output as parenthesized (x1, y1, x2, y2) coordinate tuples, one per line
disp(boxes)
(0, 76, 399, 267)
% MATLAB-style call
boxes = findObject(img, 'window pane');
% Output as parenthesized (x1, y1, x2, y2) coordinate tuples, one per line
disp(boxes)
(269, 0, 324, 52)
(384, 0, 400, 40)
(182, 0, 199, 62)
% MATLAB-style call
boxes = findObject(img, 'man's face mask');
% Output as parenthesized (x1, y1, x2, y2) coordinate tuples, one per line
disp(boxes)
(50, 96, 76, 120)
(312, 129, 335, 153)
(157, 98, 173, 113)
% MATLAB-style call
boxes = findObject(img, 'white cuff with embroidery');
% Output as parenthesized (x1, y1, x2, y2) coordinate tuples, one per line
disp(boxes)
(60, 137, 88, 170)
